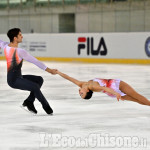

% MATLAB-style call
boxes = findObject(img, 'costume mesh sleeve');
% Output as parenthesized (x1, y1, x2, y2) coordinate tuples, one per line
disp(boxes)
(18, 48, 47, 70)
(0, 40, 9, 49)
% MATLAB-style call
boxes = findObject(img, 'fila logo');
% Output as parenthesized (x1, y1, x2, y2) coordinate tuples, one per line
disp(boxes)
(77, 37, 107, 55)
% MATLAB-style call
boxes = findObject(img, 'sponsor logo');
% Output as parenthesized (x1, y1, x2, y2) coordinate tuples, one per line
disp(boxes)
(77, 37, 107, 56)
(145, 37, 150, 57)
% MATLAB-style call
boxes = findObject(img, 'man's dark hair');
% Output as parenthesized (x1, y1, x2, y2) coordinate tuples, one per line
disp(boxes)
(84, 90, 93, 100)
(7, 28, 21, 42)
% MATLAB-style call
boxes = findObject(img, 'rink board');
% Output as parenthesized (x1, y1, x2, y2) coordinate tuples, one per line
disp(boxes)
(0, 32, 150, 64)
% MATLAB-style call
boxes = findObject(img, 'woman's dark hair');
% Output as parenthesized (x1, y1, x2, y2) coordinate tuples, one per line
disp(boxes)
(7, 28, 21, 42)
(84, 90, 93, 100)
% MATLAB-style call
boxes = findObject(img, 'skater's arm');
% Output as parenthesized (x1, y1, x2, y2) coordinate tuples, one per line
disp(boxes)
(90, 85, 121, 101)
(57, 71, 84, 87)
(0, 40, 9, 49)
(18, 48, 57, 74)
(18, 48, 47, 70)
(45, 67, 57, 75)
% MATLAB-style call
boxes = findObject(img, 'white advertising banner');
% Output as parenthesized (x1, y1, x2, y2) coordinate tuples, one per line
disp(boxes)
(0, 32, 150, 59)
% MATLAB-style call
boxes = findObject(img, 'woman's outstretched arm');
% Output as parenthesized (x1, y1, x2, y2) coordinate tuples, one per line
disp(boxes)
(90, 84, 122, 101)
(56, 71, 85, 87)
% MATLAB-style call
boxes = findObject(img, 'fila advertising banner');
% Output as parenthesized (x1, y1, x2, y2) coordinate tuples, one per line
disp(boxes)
(0, 32, 150, 63)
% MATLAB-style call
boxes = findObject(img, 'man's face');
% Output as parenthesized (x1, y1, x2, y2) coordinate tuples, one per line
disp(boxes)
(15, 32, 23, 43)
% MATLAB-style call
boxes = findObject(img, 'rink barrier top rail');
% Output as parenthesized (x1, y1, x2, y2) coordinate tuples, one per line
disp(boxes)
(1, 56, 150, 64)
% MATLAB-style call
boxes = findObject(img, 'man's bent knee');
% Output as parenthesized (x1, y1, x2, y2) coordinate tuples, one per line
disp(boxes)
(38, 76, 44, 85)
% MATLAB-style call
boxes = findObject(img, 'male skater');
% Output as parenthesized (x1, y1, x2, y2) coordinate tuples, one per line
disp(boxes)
(0, 28, 57, 114)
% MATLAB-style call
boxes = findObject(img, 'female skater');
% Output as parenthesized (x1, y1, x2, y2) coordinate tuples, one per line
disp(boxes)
(56, 70, 150, 106)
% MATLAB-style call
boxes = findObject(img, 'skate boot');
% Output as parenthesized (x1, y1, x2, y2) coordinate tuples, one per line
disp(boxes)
(22, 100, 37, 114)
(42, 104, 53, 115)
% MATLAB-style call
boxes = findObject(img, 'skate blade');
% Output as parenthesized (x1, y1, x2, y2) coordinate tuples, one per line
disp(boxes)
(20, 105, 37, 115)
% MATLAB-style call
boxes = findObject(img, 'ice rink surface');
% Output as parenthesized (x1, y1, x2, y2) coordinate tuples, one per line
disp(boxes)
(0, 60, 150, 150)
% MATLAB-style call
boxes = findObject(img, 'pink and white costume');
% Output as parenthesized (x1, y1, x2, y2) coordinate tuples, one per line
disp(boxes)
(93, 78, 126, 98)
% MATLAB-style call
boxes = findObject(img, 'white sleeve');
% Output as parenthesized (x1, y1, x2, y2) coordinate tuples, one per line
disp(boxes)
(17, 48, 47, 71)
(0, 40, 9, 49)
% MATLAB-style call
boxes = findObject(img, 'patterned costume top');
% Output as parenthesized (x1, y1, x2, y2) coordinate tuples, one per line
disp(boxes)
(0, 40, 47, 72)
(93, 78, 126, 98)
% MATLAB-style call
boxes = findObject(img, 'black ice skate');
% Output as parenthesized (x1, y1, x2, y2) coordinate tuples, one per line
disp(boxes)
(22, 100, 37, 114)
(42, 105, 53, 115)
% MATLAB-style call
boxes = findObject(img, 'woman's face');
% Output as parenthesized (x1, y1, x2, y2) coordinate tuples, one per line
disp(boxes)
(79, 88, 89, 99)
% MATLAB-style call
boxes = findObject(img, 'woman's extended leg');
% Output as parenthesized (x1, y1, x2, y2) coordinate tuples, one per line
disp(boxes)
(119, 81, 150, 106)
(121, 95, 146, 105)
